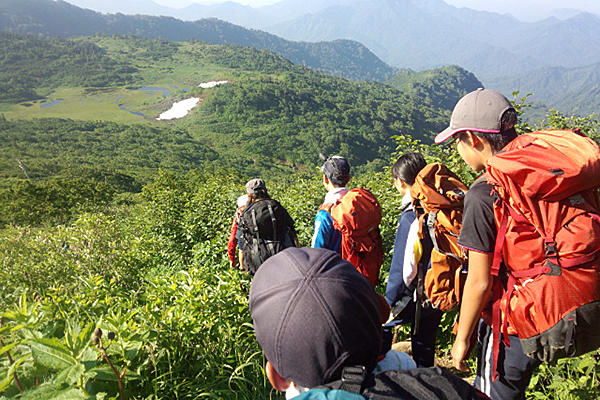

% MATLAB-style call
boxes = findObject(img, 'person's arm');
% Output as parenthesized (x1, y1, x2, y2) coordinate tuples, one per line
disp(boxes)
(238, 249, 246, 273)
(311, 210, 334, 248)
(385, 211, 413, 306)
(236, 217, 246, 272)
(451, 250, 493, 372)
(402, 215, 420, 287)
(281, 206, 300, 247)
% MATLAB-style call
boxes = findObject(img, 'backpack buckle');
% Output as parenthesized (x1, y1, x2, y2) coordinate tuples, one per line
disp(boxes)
(544, 242, 557, 257)
(490, 188, 501, 206)
(340, 365, 367, 393)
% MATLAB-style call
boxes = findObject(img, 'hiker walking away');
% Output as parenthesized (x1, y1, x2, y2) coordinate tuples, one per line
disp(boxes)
(383, 153, 444, 367)
(313, 154, 383, 286)
(311, 155, 350, 251)
(436, 88, 600, 400)
(249, 247, 490, 400)
(227, 194, 247, 270)
(237, 179, 299, 275)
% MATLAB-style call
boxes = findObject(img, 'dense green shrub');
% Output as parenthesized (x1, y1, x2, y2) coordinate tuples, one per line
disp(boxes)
(0, 170, 276, 399)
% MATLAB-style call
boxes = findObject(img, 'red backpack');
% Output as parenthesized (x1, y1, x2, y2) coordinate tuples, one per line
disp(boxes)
(328, 188, 383, 286)
(485, 129, 600, 377)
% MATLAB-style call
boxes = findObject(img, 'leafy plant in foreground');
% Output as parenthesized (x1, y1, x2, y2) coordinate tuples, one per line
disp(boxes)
(0, 292, 143, 399)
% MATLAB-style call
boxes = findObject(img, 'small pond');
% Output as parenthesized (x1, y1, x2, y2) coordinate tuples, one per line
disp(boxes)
(40, 100, 63, 108)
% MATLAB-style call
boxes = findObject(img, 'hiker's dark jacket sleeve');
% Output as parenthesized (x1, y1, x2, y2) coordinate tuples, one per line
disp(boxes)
(385, 209, 415, 306)
(457, 179, 496, 254)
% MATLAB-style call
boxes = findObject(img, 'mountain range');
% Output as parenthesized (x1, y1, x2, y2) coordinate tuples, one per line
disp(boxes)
(485, 63, 600, 117)
(0, 0, 394, 82)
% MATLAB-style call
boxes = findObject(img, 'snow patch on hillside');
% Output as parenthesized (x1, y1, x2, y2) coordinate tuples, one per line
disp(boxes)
(156, 81, 229, 120)
(156, 97, 200, 120)
(199, 80, 229, 88)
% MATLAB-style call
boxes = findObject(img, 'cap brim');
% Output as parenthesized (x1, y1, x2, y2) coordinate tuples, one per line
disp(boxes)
(434, 126, 457, 144)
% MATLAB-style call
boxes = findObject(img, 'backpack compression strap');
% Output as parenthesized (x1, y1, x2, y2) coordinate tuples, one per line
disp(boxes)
(251, 208, 261, 241)
(425, 212, 463, 265)
(339, 366, 367, 394)
(267, 203, 278, 254)
(268, 204, 277, 241)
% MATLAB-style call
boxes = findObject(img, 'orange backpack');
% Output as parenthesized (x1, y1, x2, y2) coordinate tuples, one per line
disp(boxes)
(485, 130, 600, 374)
(410, 163, 469, 312)
(329, 188, 383, 286)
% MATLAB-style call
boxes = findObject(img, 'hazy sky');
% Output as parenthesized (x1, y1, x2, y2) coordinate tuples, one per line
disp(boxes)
(155, 0, 600, 21)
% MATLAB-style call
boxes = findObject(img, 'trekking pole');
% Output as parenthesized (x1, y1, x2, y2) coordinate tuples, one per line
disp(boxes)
(414, 267, 424, 335)
(413, 236, 425, 335)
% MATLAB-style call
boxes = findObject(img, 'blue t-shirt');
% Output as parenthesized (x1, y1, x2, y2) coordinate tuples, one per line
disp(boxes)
(311, 209, 342, 252)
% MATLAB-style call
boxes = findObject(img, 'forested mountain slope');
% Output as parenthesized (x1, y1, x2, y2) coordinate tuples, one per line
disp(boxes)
(3, 0, 598, 116)
(485, 62, 600, 117)
(386, 65, 482, 111)
(0, 0, 394, 81)
(56, 0, 600, 78)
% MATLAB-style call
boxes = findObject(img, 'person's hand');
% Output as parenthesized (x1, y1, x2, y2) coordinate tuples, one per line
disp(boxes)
(451, 339, 472, 373)
(386, 311, 395, 324)
(229, 259, 238, 269)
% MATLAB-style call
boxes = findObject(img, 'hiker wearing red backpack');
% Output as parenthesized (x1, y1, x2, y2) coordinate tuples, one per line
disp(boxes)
(313, 154, 384, 286)
(311, 155, 350, 252)
(436, 88, 600, 400)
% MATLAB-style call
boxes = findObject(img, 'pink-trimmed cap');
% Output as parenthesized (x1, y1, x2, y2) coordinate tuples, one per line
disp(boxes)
(435, 88, 514, 143)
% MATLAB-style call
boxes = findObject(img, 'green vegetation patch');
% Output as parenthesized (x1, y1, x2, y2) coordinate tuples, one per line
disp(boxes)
(386, 65, 483, 111)
(0, 117, 218, 182)
(0, 32, 138, 103)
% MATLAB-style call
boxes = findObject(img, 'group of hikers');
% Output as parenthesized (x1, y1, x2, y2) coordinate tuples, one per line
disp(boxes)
(227, 89, 600, 399)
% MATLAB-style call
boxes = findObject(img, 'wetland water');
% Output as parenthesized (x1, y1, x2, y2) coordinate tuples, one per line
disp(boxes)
(37, 83, 223, 119)
(40, 100, 63, 108)
(119, 104, 147, 118)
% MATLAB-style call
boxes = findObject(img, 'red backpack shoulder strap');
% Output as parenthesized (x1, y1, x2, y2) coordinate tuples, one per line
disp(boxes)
(319, 203, 334, 213)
